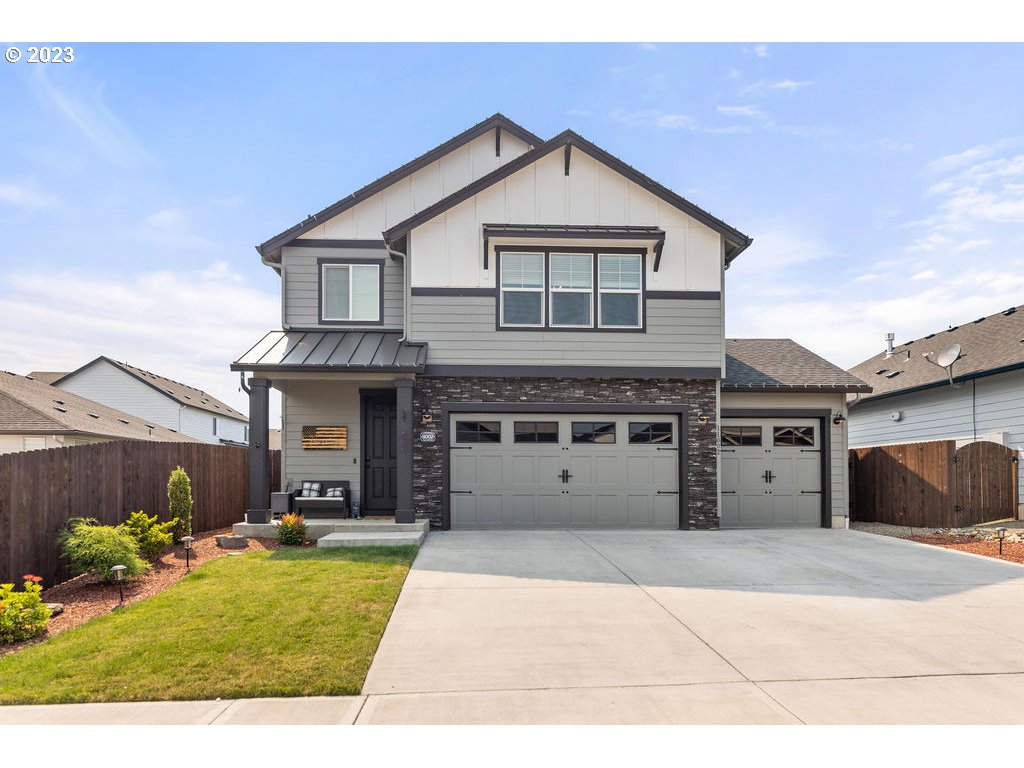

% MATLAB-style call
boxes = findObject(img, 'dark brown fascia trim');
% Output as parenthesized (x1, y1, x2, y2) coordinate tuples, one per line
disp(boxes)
(647, 290, 721, 300)
(439, 401, 690, 531)
(423, 365, 721, 379)
(410, 287, 497, 297)
(722, 384, 873, 394)
(720, 407, 832, 528)
(385, 129, 752, 258)
(257, 114, 543, 260)
(482, 226, 667, 271)
(52, 356, 245, 421)
(316, 258, 386, 327)
(849, 360, 1024, 408)
(229, 364, 425, 374)
(283, 239, 386, 250)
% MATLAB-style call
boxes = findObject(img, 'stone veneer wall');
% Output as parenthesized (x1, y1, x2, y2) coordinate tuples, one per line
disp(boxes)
(411, 377, 719, 530)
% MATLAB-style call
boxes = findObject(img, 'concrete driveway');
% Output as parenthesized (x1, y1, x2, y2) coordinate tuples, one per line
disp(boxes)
(358, 529, 1024, 724)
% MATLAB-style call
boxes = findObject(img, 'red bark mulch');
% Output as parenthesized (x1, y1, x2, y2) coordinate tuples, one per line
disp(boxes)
(2, 528, 311, 657)
(907, 535, 1024, 565)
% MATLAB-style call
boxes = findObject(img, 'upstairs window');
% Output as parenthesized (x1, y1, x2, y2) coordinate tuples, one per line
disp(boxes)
(321, 261, 381, 323)
(500, 252, 545, 327)
(549, 253, 593, 327)
(598, 254, 643, 328)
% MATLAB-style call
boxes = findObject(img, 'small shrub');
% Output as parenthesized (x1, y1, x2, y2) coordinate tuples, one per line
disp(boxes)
(119, 510, 178, 561)
(277, 513, 307, 546)
(0, 575, 52, 644)
(58, 518, 150, 582)
(168, 466, 193, 539)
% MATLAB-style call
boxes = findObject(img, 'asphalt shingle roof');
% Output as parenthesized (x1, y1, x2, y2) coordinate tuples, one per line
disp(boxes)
(724, 339, 872, 393)
(0, 371, 199, 442)
(847, 303, 1024, 403)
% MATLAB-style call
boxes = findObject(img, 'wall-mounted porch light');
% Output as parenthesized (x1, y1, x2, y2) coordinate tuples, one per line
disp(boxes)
(832, 412, 847, 426)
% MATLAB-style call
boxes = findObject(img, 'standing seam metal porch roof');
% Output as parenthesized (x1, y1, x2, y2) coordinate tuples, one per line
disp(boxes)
(231, 331, 428, 373)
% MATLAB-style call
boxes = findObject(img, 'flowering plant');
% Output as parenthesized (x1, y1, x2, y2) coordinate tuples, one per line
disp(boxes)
(0, 575, 52, 644)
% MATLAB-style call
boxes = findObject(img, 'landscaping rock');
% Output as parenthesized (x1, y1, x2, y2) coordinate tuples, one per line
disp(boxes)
(215, 534, 249, 549)
(46, 603, 64, 617)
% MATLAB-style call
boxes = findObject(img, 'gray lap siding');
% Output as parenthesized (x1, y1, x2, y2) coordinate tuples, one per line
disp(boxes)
(412, 376, 719, 530)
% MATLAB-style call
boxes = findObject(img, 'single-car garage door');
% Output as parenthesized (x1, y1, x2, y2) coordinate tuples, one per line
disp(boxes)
(449, 412, 680, 529)
(720, 417, 823, 528)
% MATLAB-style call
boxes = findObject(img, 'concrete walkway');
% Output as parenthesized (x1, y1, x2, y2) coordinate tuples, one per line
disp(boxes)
(5, 529, 1024, 724)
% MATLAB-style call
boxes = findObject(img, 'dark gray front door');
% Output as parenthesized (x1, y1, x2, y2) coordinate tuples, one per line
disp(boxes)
(363, 394, 397, 511)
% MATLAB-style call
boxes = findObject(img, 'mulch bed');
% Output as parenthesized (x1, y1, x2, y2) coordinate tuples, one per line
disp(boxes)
(1, 528, 312, 657)
(907, 535, 1024, 565)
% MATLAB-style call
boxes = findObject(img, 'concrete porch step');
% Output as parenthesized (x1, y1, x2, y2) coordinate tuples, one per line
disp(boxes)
(317, 530, 427, 548)
(233, 519, 430, 541)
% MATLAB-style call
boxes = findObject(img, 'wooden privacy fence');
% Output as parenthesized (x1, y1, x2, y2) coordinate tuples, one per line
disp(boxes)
(0, 441, 280, 587)
(850, 439, 1019, 528)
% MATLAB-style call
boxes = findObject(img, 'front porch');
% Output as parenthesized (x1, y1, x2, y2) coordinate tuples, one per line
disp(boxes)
(233, 518, 429, 547)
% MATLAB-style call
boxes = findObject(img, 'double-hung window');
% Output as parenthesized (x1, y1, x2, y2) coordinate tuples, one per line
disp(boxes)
(598, 254, 643, 328)
(321, 261, 381, 323)
(500, 252, 545, 327)
(549, 253, 593, 327)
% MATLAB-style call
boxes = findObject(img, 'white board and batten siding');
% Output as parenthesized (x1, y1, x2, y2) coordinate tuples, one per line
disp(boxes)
(294, 129, 533, 242)
(720, 392, 850, 528)
(281, 246, 405, 330)
(848, 367, 1024, 502)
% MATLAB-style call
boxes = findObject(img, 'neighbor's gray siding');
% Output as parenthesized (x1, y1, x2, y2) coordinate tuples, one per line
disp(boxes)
(848, 367, 1024, 501)
(408, 295, 723, 368)
(278, 380, 363, 505)
(281, 246, 404, 330)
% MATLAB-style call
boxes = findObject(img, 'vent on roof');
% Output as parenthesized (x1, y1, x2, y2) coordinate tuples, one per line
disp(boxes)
(948, 325, 959, 331)
(53, 399, 65, 405)
(925, 333, 936, 339)
(25, 375, 33, 380)
(88, 413, 99, 419)
(875, 369, 887, 375)
(118, 418, 130, 424)
(184, 395, 191, 399)
(166, 389, 175, 395)
(55, 406, 67, 413)
(885, 370, 902, 379)
(1004, 307, 1017, 316)
(145, 424, 155, 429)
(973, 317, 986, 324)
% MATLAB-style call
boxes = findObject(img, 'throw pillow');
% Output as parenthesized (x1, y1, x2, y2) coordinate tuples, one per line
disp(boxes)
(299, 481, 322, 497)
(324, 487, 344, 498)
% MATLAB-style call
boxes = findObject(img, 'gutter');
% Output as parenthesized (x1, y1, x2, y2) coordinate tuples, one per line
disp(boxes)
(384, 234, 410, 343)
(849, 359, 1024, 408)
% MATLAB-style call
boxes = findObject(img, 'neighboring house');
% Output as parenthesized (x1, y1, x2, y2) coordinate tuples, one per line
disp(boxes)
(33, 356, 249, 446)
(847, 303, 1024, 502)
(0, 370, 197, 453)
(233, 113, 869, 530)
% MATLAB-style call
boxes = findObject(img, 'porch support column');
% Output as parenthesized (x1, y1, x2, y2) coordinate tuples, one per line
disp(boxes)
(395, 379, 415, 524)
(246, 377, 272, 524)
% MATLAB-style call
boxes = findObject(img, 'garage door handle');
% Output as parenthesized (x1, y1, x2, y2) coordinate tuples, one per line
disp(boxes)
(719, 448, 736, 453)
(450, 446, 473, 451)
(450, 490, 473, 495)
(800, 491, 821, 494)
(721, 490, 736, 495)
(656, 447, 678, 451)
(800, 449, 821, 453)
(656, 490, 679, 495)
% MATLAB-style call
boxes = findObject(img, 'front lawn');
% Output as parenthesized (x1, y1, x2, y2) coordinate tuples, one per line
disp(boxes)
(0, 546, 417, 704)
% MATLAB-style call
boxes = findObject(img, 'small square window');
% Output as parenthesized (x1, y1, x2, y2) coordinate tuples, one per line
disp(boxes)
(455, 421, 502, 443)
(628, 422, 673, 444)
(773, 426, 815, 446)
(514, 421, 559, 443)
(322, 262, 381, 322)
(571, 421, 616, 444)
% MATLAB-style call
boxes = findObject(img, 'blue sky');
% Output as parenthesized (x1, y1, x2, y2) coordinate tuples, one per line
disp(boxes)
(2, 42, 1024, 424)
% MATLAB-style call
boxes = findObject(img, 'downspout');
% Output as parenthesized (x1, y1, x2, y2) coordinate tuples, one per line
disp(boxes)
(383, 234, 410, 343)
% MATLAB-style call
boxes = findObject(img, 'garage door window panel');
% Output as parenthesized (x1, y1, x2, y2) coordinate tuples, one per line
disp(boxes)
(500, 253, 545, 327)
(773, 426, 815, 446)
(598, 254, 642, 328)
(572, 421, 617, 444)
(628, 421, 673, 444)
(721, 426, 762, 446)
(455, 421, 502, 443)
(514, 421, 559, 443)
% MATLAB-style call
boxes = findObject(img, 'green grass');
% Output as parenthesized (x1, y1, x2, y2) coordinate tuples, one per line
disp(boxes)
(0, 546, 417, 704)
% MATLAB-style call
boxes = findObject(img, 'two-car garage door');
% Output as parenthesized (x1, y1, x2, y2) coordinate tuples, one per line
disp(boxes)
(449, 413, 679, 529)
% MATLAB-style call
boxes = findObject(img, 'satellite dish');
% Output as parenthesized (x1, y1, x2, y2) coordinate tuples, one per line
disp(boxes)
(935, 343, 961, 368)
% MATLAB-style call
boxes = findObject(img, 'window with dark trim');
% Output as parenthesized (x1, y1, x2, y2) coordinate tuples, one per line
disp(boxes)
(571, 421, 616, 444)
(773, 426, 815, 446)
(496, 248, 645, 331)
(628, 421, 673, 444)
(514, 421, 559, 443)
(721, 426, 762, 446)
(455, 420, 502, 443)
(321, 262, 381, 322)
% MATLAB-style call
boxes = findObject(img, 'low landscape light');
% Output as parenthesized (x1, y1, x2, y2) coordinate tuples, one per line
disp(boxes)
(996, 527, 1008, 556)
(110, 564, 127, 606)
(181, 536, 195, 573)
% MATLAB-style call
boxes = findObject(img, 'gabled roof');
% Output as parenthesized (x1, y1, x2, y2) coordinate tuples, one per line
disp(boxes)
(383, 129, 753, 261)
(231, 331, 427, 373)
(52, 356, 247, 421)
(257, 113, 543, 262)
(847, 304, 1024, 405)
(0, 371, 198, 442)
(724, 339, 872, 393)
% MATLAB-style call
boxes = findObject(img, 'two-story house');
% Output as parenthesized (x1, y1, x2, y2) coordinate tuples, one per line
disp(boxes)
(233, 114, 869, 530)
(35, 357, 249, 445)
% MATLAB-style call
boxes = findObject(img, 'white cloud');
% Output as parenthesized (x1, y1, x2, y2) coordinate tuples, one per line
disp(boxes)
(134, 206, 218, 251)
(851, 274, 881, 284)
(728, 223, 829, 274)
(911, 269, 937, 280)
(717, 105, 763, 118)
(655, 114, 695, 129)
(926, 144, 997, 174)
(0, 263, 281, 424)
(743, 44, 769, 58)
(740, 79, 813, 96)
(954, 238, 991, 252)
(877, 138, 914, 152)
(0, 181, 56, 208)
(771, 79, 811, 91)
